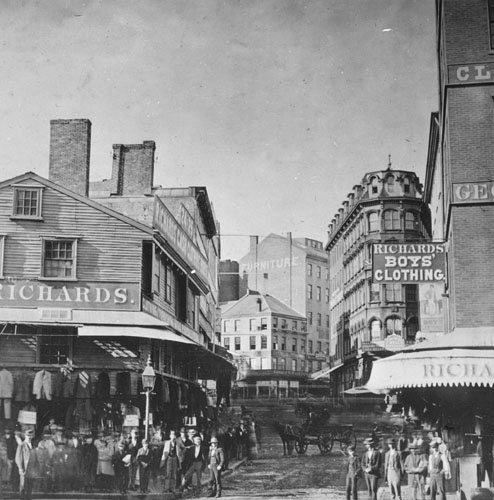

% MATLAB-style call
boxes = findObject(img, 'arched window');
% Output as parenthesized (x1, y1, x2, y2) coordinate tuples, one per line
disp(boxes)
(407, 316, 419, 341)
(368, 212, 379, 232)
(385, 175, 395, 194)
(370, 177, 379, 195)
(385, 316, 402, 336)
(384, 210, 400, 230)
(370, 319, 381, 341)
(405, 211, 418, 231)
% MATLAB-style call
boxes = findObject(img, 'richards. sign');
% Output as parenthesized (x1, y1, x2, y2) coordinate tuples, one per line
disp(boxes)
(372, 243, 446, 283)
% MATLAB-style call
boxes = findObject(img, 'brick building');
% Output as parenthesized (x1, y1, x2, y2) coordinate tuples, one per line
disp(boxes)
(325, 167, 431, 396)
(365, 2, 494, 495)
(0, 119, 234, 438)
(238, 234, 330, 374)
(220, 290, 307, 398)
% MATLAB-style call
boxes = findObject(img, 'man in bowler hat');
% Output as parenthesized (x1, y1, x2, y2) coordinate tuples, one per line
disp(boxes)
(362, 437, 382, 500)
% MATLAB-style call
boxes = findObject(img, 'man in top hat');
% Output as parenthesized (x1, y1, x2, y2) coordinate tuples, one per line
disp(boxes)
(404, 443, 428, 500)
(384, 438, 404, 500)
(362, 437, 382, 500)
(207, 436, 225, 498)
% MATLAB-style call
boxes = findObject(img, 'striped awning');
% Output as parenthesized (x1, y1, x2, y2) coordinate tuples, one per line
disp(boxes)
(366, 348, 494, 393)
(78, 325, 195, 344)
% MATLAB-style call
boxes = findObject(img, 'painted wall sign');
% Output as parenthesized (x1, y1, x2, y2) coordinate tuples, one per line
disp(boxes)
(452, 182, 494, 204)
(372, 243, 446, 283)
(419, 283, 444, 333)
(0, 280, 140, 310)
(239, 256, 300, 274)
(153, 198, 209, 280)
(448, 63, 494, 84)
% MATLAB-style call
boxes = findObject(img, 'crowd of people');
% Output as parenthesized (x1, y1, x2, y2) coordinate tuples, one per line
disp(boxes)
(344, 432, 452, 500)
(0, 416, 260, 499)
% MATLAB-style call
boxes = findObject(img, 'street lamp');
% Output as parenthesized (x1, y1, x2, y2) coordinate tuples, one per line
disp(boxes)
(141, 354, 156, 441)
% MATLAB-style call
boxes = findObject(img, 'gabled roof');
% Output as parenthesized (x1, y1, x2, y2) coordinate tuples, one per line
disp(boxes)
(0, 172, 153, 236)
(221, 290, 305, 319)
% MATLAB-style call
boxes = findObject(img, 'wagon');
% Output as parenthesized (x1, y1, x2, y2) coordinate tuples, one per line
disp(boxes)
(287, 423, 357, 455)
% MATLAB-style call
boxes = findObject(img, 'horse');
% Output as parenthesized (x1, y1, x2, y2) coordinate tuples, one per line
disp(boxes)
(273, 421, 297, 455)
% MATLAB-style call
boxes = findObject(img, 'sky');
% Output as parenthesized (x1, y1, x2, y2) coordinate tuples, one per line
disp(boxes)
(0, 0, 437, 260)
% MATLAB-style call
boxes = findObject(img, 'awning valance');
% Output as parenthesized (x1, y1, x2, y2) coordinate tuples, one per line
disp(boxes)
(78, 325, 195, 344)
(366, 348, 494, 393)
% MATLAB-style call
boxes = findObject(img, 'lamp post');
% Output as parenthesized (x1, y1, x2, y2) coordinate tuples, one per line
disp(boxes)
(141, 355, 156, 441)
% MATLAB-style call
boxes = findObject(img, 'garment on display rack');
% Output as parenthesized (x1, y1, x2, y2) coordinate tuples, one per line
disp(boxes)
(33, 369, 52, 400)
(0, 368, 13, 419)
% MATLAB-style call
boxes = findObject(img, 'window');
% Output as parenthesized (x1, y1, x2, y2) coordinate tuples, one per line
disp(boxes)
(386, 317, 402, 336)
(39, 335, 70, 364)
(326, 269, 329, 281)
(308, 360, 313, 372)
(301, 339, 306, 352)
(308, 340, 313, 353)
(371, 320, 381, 340)
(325, 288, 329, 303)
(317, 313, 322, 326)
(0, 236, 4, 277)
(290, 320, 296, 331)
(249, 336, 256, 350)
(317, 341, 322, 352)
(368, 212, 379, 232)
(260, 317, 268, 330)
(370, 177, 379, 194)
(234, 337, 241, 350)
(308, 312, 313, 325)
(279, 358, 286, 370)
(291, 359, 297, 371)
(317, 361, 322, 371)
(316, 287, 321, 301)
(385, 175, 395, 194)
(249, 319, 257, 331)
(261, 335, 267, 349)
(272, 358, 278, 369)
(403, 177, 411, 193)
(370, 283, 380, 302)
(12, 187, 43, 218)
(405, 212, 418, 231)
(273, 335, 278, 350)
(164, 266, 172, 303)
(223, 337, 230, 350)
(281, 337, 286, 351)
(235, 320, 241, 332)
(385, 283, 402, 302)
(307, 264, 313, 276)
(326, 315, 330, 328)
(223, 320, 231, 333)
(42, 239, 77, 279)
(292, 338, 297, 352)
(316, 266, 321, 278)
(406, 285, 418, 302)
(384, 210, 400, 230)
(273, 317, 278, 328)
(407, 317, 419, 340)
(307, 284, 313, 300)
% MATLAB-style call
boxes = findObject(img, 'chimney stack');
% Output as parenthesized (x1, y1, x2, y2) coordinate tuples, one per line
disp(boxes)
(111, 141, 155, 195)
(49, 119, 91, 197)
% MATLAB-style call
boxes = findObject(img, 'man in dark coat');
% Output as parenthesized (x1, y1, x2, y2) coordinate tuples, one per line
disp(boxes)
(137, 439, 152, 493)
(112, 441, 131, 494)
(208, 436, 225, 498)
(345, 444, 362, 500)
(181, 435, 207, 490)
(362, 437, 382, 500)
(80, 433, 98, 493)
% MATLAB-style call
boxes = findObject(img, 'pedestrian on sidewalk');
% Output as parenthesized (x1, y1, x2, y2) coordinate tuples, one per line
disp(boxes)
(384, 438, 404, 500)
(80, 433, 98, 493)
(428, 441, 450, 500)
(137, 439, 152, 493)
(112, 440, 131, 494)
(161, 429, 181, 492)
(362, 437, 382, 500)
(207, 436, 225, 498)
(15, 429, 35, 500)
(345, 444, 362, 500)
(181, 434, 207, 491)
(404, 443, 428, 500)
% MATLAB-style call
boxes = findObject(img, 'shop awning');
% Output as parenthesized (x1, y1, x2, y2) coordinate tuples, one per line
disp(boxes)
(366, 348, 494, 393)
(78, 325, 196, 344)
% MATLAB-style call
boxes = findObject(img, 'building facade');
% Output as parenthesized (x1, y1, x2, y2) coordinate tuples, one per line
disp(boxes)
(220, 290, 307, 398)
(326, 167, 431, 396)
(238, 234, 330, 374)
(0, 119, 233, 436)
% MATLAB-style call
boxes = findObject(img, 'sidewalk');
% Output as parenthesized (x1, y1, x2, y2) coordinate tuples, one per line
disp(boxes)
(1, 458, 247, 500)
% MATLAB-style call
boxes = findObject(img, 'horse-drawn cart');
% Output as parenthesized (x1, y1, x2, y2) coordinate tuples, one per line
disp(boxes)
(288, 423, 357, 455)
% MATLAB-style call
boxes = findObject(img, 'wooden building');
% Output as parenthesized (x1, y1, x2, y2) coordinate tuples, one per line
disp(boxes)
(0, 119, 234, 435)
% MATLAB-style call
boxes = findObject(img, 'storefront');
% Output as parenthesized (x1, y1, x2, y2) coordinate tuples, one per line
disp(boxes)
(366, 328, 494, 497)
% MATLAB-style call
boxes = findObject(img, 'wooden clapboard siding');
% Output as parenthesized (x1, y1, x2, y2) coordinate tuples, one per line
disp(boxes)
(0, 181, 151, 282)
(0, 335, 37, 364)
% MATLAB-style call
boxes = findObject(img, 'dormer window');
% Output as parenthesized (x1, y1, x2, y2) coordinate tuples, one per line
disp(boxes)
(12, 186, 44, 219)
(403, 177, 411, 194)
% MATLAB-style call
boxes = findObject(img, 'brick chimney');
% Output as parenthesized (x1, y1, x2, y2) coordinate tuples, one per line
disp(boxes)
(111, 141, 155, 195)
(49, 119, 91, 197)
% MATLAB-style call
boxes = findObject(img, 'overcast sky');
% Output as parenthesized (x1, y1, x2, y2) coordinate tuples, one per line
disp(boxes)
(0, 0, 437, 259)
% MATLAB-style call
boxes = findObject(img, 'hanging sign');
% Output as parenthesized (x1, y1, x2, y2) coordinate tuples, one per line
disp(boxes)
(123, 415, 139, 427)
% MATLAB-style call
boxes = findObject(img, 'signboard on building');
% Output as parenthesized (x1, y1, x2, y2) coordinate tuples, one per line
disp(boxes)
(0, 280, 140, 310)
(372, 243, 446, 283)
(452, 182, 494, 204)
(448, 63, 494, 84)
(419, 282, 444, 333)
(153, 198, 209, 281)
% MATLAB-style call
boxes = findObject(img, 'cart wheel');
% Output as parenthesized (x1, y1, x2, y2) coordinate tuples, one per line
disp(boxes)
(295, 438, 308, 454)
(340, 429, 357, 451)
(318, 434, 334, 455)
